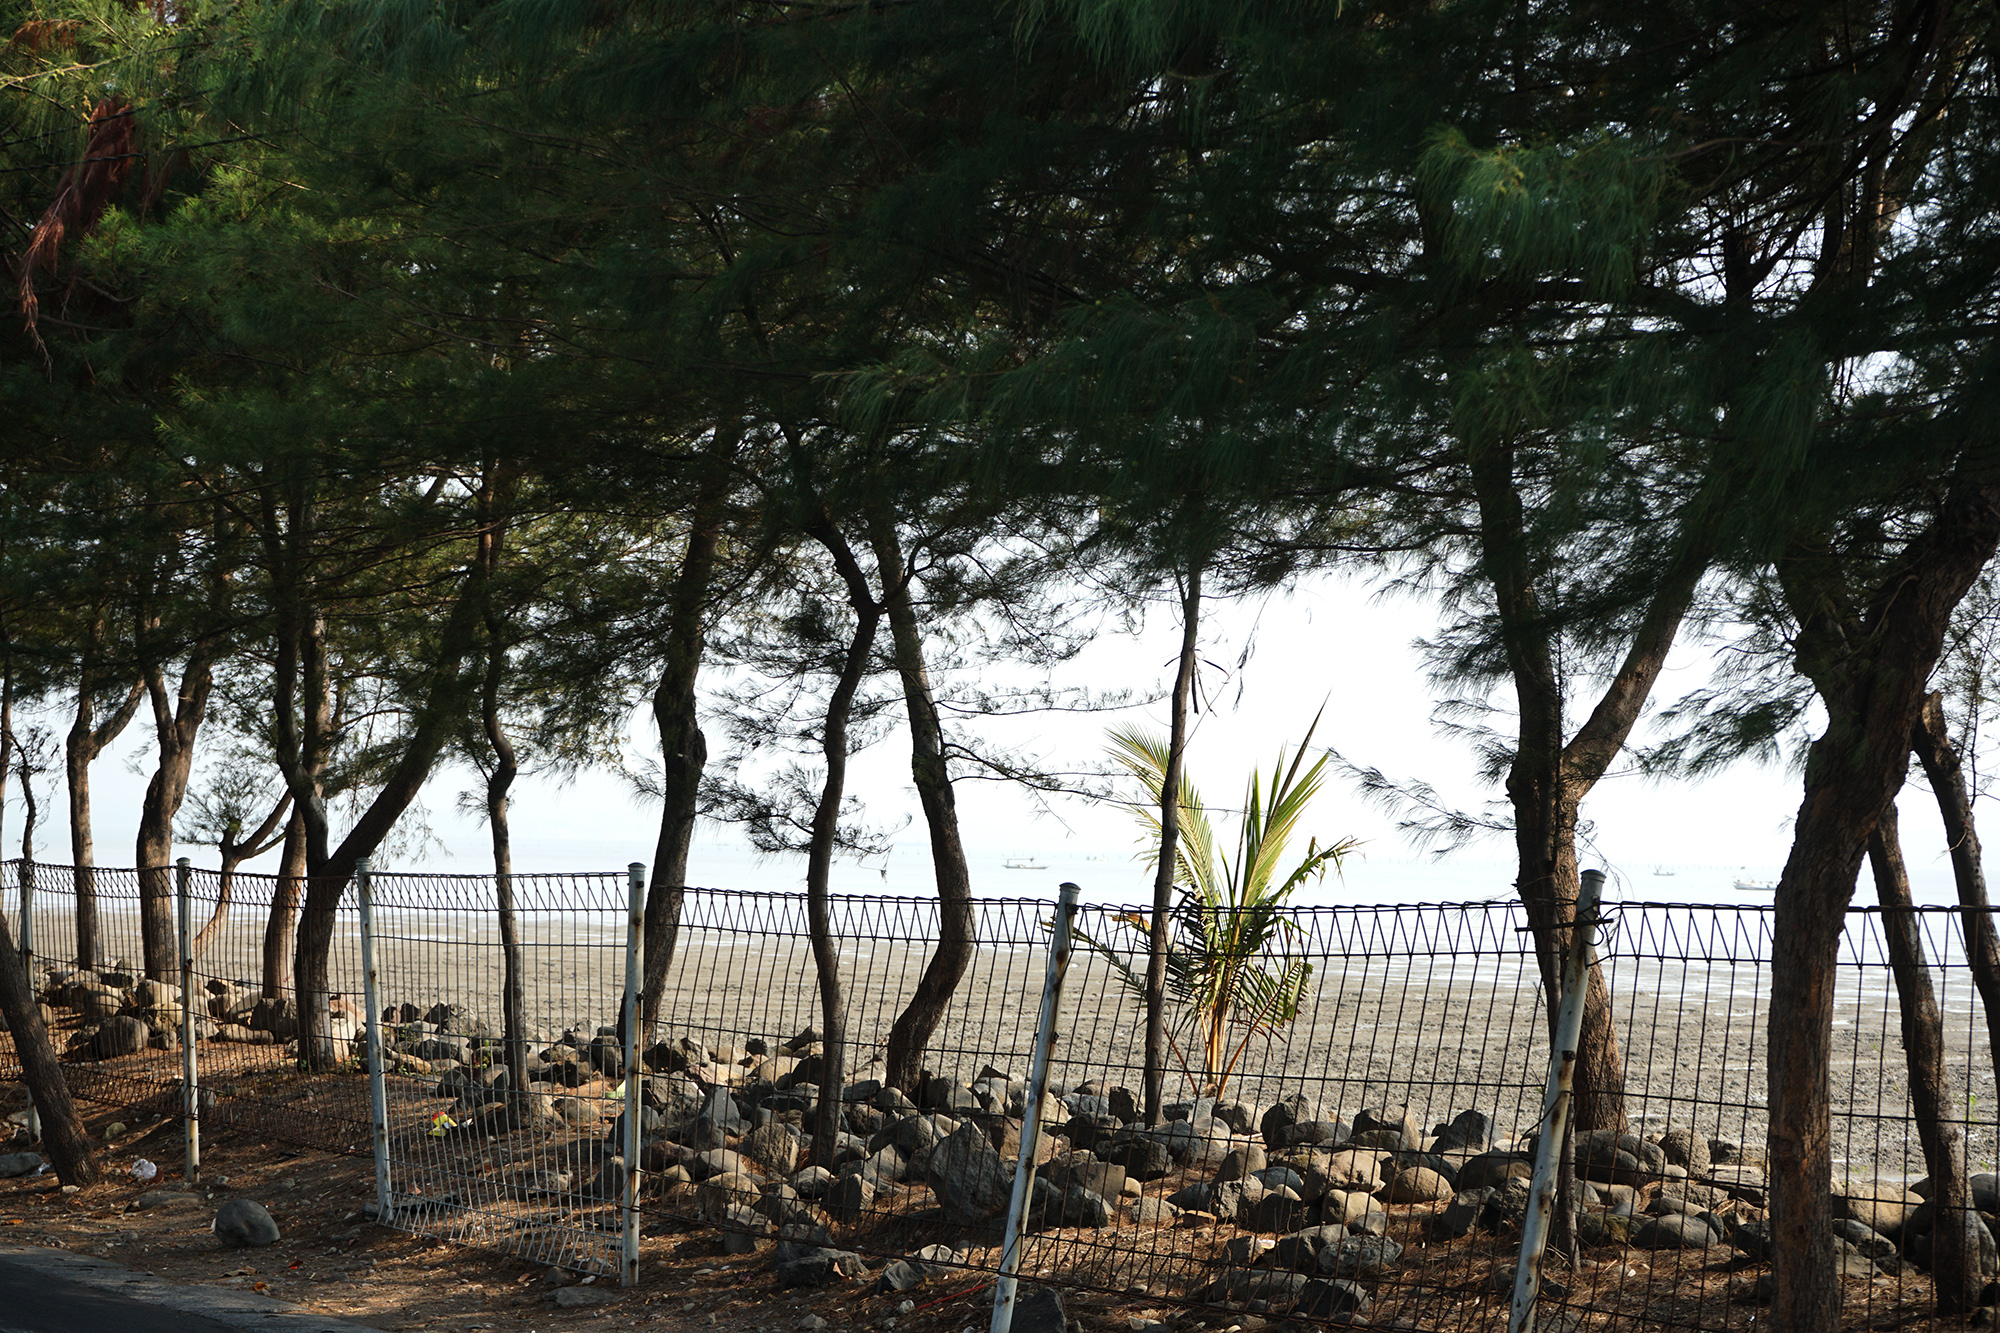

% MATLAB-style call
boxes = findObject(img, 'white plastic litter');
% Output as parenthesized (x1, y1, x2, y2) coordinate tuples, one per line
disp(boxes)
(130, 1158, 158, 1181)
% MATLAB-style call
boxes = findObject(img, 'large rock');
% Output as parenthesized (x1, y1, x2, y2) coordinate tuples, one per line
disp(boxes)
(1261, 1095, 1328, 1148)
(90, 1015, 150, 1059)
(926, 1122, 1012, 1227)
(1835, 1181, 1922, 1237)
(1433, 1109, 1494, 1152)
(1575, 1129, 1668, 1187)
(1271, 1224, 1351, 1272)
(1657, 1126, 1711, 1177)
(774, 1242, 865, 1289)
(1187, 1270, 1309, 1305)
(1101, 1135, 1173, 1182)
(1352, 1105, 1422, 1151)
(1297, 1278, 1372, 1321)
(1382, 1165, 1454, 1205)
(1319, 1235, 1404, 1279)
(213, 1199, 281, 1247)
(739, 1123, 801, 1177)
(1026, 1179, 1110, 1230)
(1631, 1213, 1720, 1249)
(1456, 1150, 1533, 1192)
(1322, 1148, 1387, 1192)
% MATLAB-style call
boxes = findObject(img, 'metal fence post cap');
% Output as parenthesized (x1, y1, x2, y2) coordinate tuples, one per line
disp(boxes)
(176, 856, 190, 868)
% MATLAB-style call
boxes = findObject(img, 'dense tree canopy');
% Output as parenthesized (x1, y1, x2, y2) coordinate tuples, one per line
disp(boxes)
(5, 0, 2000, 1323)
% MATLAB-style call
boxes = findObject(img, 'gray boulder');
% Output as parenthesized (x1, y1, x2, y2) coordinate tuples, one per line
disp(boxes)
(213, 1199, 281, 1247)
(926, 1122, 1012, 1227)
(1352, 1105, 1422, 1151)
(90, 1015, 150, 1059)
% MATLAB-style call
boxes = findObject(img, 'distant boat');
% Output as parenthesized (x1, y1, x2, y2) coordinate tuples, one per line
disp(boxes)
(1652, 867, 1676, 877)
(1003, 858, 1047, 870)
(1733, 878, 1777, 893)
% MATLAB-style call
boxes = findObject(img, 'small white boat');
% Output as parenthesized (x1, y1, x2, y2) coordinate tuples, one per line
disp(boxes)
(1733, 878, 1777, 893)
(1652, 867, 1676, 877)
(1003, 858, 1047, 870)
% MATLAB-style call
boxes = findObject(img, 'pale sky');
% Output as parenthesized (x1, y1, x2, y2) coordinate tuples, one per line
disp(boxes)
(10, 571, 1971, 906)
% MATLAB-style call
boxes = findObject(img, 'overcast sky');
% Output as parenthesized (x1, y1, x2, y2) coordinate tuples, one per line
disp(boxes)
(11, 570, 1971, 906)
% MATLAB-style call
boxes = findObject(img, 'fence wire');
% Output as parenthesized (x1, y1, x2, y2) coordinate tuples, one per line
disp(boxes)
(0, 859, 1993, 1333)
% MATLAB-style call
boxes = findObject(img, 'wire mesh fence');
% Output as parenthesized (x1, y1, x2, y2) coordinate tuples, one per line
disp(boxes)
(0, 858, 1993, 1333)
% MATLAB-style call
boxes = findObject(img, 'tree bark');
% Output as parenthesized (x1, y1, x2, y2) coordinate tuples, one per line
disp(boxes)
(262, 809, 305, 1000)
(873, 516, 978, 1095)
(0, 908, 94, 1185)
(640, 480, 727, 1042)
(264, 476, 489, 1070)
(135, 656, 216, 981)
(803, 514, 883, 1167)
(1911, 692, 2000, 1080)
(192, 795, 290, 961)
(1465, 433, 1713, 1139)
(1144, 564, 1202, 1127)
(1768, 481, 2000, 1333)
(1869, 806, 1978, 1313)
(65, 617, 144, 970)
(478, 478, 529, 1100)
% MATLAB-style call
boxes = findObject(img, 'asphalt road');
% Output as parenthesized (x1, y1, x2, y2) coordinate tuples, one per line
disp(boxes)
(0, 1247, 379, 1333)
(0, 1253, 243, 1333)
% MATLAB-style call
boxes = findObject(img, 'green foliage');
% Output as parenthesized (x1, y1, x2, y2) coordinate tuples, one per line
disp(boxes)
(1080, 715, 1358, 1099)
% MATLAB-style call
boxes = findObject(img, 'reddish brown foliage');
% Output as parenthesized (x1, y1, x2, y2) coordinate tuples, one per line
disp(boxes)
(7, 19, 81, 52)
(17, 98, 138, 342)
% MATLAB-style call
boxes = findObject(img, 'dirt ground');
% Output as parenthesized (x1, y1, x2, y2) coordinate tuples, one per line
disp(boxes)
(0, 1067, 1962, 1333)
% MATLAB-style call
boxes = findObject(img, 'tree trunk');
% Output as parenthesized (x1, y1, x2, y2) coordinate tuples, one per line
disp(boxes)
(0, 908, 94, 1185)
(640, 484, 725, 1042)
(1911, 692, 2000, 1080)
(136, 658, 215, 981)
(1145, 564, 1202, 1128)
(479, 478, 529, 1100)
(804, 515, 883, 1167)
(1768, 481, 2000, 1333)
(262, 809, 305, 1000)
(65, 627, 143, 971)
(1870, 806, 1978, 1312)
(1468, 434, 1675, 1141)
(873, 517, 977, 1094)
(0, 658, 16, 873)
(194, 795, 289, 962)
(272, 479, 486, 1069)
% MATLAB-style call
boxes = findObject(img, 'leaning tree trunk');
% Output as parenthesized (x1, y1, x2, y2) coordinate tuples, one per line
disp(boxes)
(1768, 482, 2000, 1333)
(486, 708, 527, 1102)
(0, 908, 94, 1185)
(479, 479, 529, 1102)
(1912, 692, 2000, 1080)
(1145, 563, 1202, 1127)
(262, 810, 306, 1000)
(66, 656, 142, 971)
(135, 659, 215, 981)
(804, 516, 883, 1167)
(1870, 807, 1978, 1313)
(874, 517, 977, 1095)
(640, 484, 725, 1041)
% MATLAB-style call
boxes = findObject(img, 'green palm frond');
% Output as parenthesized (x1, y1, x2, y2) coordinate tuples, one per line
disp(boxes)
(1104, 711, 1360, 1099)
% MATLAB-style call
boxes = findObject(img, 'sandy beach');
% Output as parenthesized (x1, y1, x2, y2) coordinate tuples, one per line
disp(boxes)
(13, 874, 1991, 1193)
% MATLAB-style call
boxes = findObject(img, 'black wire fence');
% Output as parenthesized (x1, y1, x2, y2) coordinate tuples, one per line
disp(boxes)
(0, 857, 1992, 1333)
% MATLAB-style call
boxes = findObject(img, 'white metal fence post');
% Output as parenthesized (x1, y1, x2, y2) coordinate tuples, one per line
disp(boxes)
(1508, 867, 1606, 1333)
(991, 881, 1081, 1333)
(358, 858, 392, 1222)
(176, 857, 199, 1183)
(621, 861, 644, 1288)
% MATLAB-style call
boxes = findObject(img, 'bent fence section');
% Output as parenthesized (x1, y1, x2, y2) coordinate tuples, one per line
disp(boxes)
(0, 858, 1991, 1333)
